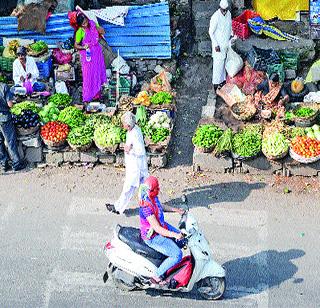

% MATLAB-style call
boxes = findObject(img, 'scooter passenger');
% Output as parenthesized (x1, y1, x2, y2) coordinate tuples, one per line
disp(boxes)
(139, 176, 184, 284)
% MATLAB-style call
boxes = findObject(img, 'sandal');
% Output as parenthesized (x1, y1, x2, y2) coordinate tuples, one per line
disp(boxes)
(105, 203, 120, 215)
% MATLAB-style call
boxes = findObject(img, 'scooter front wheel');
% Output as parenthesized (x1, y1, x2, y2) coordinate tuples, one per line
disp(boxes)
(197, 276, 225, 300)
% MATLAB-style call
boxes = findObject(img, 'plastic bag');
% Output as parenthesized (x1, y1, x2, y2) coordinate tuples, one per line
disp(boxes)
(150, 71, 172, 93)
(53, 48, 73, 65)
(225, 47, 244, 78)
(23, 79, 33, 95)
(55, 81, 68, 94)
(111, 56, 130, 74)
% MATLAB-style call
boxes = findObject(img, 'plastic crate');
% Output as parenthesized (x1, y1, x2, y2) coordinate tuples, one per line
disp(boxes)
(232, 10, 259, 40)
(108, 76, 131, 106)
(267, 63, 285, 82)
(0, 46, 15, 72)
(278, 51, 299, 71)
(36, 57, 52, 79)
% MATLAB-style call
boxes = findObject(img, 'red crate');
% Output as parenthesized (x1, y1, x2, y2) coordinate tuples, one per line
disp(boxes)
(232, 10, 259, 40)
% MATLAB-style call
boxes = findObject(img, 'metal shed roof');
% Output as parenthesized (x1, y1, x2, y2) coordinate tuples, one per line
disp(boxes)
(0, 2, 171, 59)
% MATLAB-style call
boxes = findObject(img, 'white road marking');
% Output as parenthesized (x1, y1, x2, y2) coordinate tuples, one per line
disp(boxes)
(61, 226, 106, 252)
(0, 203, 15, 230)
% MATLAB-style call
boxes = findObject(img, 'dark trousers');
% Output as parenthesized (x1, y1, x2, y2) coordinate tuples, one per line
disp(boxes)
(0, 120, 21, 169)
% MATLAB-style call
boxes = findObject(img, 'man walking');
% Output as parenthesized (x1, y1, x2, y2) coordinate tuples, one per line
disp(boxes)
(0, 82, 26, 172)
(209, 0, 232, 90)
(106, 112, 148, 215)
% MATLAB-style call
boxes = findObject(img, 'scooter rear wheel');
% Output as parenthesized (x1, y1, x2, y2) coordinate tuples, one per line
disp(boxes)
(111, 266, 136, 292)
(197, 276, 225, 300)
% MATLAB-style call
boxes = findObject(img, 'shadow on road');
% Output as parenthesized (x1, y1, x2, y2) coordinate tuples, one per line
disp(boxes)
(223, 249, 306, 299)
(167, 182, 267, 209)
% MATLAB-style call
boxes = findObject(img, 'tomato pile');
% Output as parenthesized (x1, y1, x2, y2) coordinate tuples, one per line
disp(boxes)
(291, 136, 320, 158)
(41, 121, 69, 143)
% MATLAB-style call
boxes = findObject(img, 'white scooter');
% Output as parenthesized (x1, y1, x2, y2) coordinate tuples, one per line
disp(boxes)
(103, 210, 226, 300)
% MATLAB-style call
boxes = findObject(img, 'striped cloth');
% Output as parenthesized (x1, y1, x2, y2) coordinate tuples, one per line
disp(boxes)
(248, 16, 298, 42)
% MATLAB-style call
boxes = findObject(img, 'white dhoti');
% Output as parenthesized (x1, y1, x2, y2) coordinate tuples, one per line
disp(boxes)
(212, 47, 228, 85)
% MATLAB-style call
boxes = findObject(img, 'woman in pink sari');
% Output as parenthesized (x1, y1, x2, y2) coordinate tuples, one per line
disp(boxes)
(74, 14, 107, 102)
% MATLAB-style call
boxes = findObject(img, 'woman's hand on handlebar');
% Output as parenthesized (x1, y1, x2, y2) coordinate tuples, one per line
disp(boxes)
(173, 232, 184, 240)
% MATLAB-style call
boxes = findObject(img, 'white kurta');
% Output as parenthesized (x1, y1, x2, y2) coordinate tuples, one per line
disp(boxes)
(209, 9, 232, 85)
(114, 125, 148, 213)
(13, 56, 40, 86)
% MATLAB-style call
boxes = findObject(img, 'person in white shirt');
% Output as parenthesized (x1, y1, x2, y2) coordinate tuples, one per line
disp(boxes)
(209, 0, 232, 89)
(12, 46, 46, 93)
(106, 111, 149, 215)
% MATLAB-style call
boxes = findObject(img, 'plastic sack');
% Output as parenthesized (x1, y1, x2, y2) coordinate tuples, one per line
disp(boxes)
(53, 48, 73, 65)
(111, 56, 130, 74)
(150, 71, 172, 93)
(225, 47, 244, 78)
(55, 81, 68, 94)
(23, 79, 33, 95)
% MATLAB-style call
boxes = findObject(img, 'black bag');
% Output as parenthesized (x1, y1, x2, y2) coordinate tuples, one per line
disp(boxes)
(99, 39, 117, 68)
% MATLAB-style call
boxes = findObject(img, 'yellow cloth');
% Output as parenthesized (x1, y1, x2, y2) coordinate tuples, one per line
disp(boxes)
(253, 0, 309, 20)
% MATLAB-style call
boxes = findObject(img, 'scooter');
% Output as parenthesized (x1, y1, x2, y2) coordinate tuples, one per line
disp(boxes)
(103, 210, 226, 300)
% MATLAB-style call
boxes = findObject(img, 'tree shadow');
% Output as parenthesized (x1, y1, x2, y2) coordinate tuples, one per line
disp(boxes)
(223, 249, 305, 299)
(167, 182, 267, 209)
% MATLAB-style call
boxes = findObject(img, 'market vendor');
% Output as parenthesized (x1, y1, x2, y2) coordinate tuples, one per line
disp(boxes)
(0, 82, 26, 172)
(12, 46, 46, 93)
(209, 0, 232, 90)
(74, 13, 107, 103)
(254, 73, 289, 117)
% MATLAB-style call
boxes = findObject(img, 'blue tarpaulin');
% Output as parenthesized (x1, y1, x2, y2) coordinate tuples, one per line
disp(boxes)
(0, 2, 171, 59)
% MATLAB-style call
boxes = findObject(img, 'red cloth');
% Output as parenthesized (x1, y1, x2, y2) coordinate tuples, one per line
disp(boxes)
(68, 11, 79, 31)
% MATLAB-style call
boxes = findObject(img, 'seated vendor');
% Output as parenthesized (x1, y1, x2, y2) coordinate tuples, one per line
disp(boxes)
(254, 73, 289, 118)
(12, 46, 46, 94)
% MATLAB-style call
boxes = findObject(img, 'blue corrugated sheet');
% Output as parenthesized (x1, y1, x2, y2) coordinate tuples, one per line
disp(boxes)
(0, 2, 171, 59)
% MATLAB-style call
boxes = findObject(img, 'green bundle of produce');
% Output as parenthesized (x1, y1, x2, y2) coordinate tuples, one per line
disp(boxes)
(85, 113, 111, 129)
(136, 106, 148, 127)
(39, 102, 60, 123)
(145, 126, 170, 143)
(215, 128, 233, 154)
(288, 127, 306, 139)
(67, 125, 94, 146)
(94, 124, 122, 147)
(242, 123, 263, 135)
(232, 131, 262, 157)
(120, 128, 127, 143)
(30, 41, 48, 53)
(262, 132, 289, 157)
(150, 91, 173, 105)
(192, 124, 223, 149)
(58, 106, 86, 129)
(48, 93, 72, 108)
(293, 107, 316, 118)
(10, 101, 40, 115)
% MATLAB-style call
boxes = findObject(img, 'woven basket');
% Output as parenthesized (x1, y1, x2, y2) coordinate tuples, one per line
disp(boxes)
(16, 125, 39, 136)
(95, 141, 118, 153)
(42, 138, 67, 148)
(293, 110, 319, 127)
(68, 141, 92, 152)
(230, 102, 257, 121)
(145, 136, 170, 153)
(262, 148, 289, 161)
(289, 148, 320, 164)
(27, 47, 48, 57)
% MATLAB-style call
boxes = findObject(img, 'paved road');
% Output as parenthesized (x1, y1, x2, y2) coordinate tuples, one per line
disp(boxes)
(0, 166, 319, 307)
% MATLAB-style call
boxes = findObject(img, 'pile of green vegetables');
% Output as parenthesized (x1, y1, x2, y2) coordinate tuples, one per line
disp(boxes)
(10, 101, 40, 116)
(232, 129, 262, 157)
(39, 101, 60, 123)
(85, 113, 111, 129)
(58, 106, 86, 129)
(150, 91, 173, 105)
(293, 106, 316, 118)
(29, 41, 48, 53)
(145, 126, 170, 143)
(136, 106, 148, 128)
(214, 128, 233, 155)
(48, 93, 72, 108)
(67, 125, 94, 146)
(94, 124, 122, 147)
(262, 132, 289, 157)
(288, 127, 306, 139)
(192, 124, 223, 149)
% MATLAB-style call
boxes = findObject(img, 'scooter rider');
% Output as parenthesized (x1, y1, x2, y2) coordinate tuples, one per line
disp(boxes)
(139, 176, 185, 285)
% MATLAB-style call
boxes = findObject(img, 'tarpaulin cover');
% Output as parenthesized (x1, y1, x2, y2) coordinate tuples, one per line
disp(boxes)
(253, 0, 309, 20)
(0, 2, 171, 59)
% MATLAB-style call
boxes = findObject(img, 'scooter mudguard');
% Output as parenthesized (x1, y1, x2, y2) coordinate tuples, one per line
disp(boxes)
(201, 259, 226, 278)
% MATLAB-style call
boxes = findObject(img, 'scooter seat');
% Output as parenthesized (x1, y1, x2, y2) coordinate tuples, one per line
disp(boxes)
(118, 226, 167, 263)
